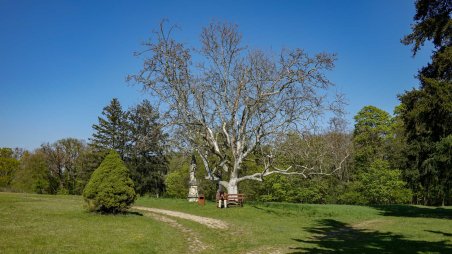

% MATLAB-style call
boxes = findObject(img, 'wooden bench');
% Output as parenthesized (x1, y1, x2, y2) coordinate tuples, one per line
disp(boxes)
(216, 193, 245, 208)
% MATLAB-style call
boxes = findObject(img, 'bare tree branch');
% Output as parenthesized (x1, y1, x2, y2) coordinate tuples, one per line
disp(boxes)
(129, 20, 346, 194)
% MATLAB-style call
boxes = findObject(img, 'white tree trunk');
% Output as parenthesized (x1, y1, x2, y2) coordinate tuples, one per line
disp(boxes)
(227, 179, 238, 195)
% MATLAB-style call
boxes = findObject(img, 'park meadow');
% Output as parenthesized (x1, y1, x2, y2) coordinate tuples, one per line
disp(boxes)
(1, 192, 451, 253)
(1, 1, 451, 253)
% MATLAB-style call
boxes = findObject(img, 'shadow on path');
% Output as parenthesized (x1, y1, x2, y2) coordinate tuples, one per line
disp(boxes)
(289, 219, 452, 254)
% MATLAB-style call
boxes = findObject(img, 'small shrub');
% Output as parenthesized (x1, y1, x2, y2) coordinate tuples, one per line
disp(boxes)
(83, 150, 136, 213)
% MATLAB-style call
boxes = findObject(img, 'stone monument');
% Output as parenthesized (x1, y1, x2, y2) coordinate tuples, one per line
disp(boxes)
(187, 155, 199, 202)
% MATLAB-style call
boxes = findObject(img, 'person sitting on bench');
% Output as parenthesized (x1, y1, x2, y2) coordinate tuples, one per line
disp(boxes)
(217, 191, 227, 208)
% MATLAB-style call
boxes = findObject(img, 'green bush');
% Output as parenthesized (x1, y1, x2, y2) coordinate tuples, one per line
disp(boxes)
(83, 150, 136, 213)
(339, 160, 412, 205)
(360, 160, 412, 204)
(336, 182, 368, 205)
(165, 169, 188, 198)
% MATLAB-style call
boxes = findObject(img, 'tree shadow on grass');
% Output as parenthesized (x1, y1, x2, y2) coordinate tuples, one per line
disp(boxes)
(92, 210, 144, 216)
(251, 205, 289, 216)
(426, 230, 452, 237)
(250, 202, 335, 217)
(371, 205, 452, 219)
(374, 205, 452, 219)
(289, 219, 452, 254)
(125, 211, 143, 216)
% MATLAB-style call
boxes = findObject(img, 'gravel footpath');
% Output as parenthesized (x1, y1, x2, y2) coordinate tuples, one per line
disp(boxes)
(133, 206, 229, 230)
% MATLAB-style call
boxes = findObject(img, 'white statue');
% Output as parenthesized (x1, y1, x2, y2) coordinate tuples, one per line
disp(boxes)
(187, 155, 199, 202)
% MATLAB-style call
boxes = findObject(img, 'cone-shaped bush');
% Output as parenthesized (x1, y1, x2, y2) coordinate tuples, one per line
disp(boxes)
(83, 150, 136, 213)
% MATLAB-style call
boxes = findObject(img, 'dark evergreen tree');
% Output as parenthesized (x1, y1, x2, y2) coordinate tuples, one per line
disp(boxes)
(126, 100, 168, 196)
(90, 99, 168, 196)
(399, 0, 451, 205)
(90, 98, 129, 158)
(74, 147, 105, 194)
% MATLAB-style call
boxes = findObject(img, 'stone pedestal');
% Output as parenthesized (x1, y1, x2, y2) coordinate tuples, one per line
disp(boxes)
(187, 185, 198, 202)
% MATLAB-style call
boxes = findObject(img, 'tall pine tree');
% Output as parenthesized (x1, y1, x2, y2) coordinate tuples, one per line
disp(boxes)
(127, 100, 168, 196)
(90, 99, 168, 196)
(399, 0, 451, 205)
(90, 98, 129, 158)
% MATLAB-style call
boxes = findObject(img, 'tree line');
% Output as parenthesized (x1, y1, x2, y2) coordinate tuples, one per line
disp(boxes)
(0, 0, 449, 206)
(0, 99, 167, 197)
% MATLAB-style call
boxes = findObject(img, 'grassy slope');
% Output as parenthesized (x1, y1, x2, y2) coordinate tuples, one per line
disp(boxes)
(1, 192, 451, 254)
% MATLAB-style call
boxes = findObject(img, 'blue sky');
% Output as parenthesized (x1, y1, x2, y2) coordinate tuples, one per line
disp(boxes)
(0, 0, 432, 150)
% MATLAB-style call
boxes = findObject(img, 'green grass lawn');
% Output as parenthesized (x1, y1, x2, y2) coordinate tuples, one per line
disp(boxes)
(1, 192, 451, 253)
(0, 193, 187, 254)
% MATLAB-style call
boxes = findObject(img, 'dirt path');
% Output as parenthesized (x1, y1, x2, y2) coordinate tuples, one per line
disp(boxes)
(142, 212, 210, 253)
(133, 206, 229, 230)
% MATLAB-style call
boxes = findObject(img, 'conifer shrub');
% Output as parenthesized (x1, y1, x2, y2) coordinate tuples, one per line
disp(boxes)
(83, 150, 136, 213)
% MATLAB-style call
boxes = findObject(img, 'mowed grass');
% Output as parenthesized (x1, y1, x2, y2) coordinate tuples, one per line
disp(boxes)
(1, 192, 452, 254)
(136, 198, 452, 253)
(0, 193, 187, 254)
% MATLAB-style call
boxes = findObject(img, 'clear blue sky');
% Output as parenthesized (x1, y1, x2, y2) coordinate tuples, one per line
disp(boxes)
(0, 0, 432, 150)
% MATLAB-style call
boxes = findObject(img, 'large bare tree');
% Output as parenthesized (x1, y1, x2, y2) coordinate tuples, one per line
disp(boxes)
(128, 21, 346, 194)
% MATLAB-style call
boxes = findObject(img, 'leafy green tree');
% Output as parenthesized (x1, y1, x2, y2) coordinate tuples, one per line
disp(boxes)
(293, 178, 333, 204)
(386, 105, 409, 171)
(256, 174, 290, 202)
(0, 148, 20, 189)
(11, 150, 52, 194)
(0, 148, 14, 159)
(41, 138, 87, 194)
(399, 0, 451, 205)
(343, 106, 415, 205)
(359, 160, 412, 204)
(339, 160, 412, 205)
(165, 153, 217, 200)
(9, 142, 99, 195)
(83, 150, 136, 213)
(90, 98, 129, 158)
(165, 169, 188, 199)
(229, 127, 350, 203)
(126, 100, 168, 196)
(353, 106, 392, 172)
(237, 131, 350, 203)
